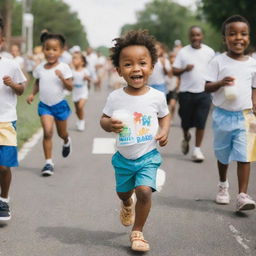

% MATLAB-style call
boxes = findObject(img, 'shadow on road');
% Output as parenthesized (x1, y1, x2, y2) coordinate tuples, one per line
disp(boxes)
(155, 195, 251, 219)
(37, 226, 127, 249)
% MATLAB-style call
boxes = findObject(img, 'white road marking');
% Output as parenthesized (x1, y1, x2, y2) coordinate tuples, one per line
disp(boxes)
(228, 224, 251, 255)
(92, 138, 116, 154)
(18, 128, 43, 162)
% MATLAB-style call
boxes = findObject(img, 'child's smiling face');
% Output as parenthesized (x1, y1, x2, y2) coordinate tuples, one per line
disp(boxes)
(117, 45, 153, 93)
(43, 39, 63, 65)
(224, 22, 250, 58)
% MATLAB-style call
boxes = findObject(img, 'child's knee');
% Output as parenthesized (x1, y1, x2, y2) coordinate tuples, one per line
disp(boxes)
(135, 186, 152, 204)
(43, 131, 53, 140)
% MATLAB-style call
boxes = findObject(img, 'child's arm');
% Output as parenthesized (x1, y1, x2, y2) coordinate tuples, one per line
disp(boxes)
(3, 76, 25, 96)
(100, 114, 123, 133)
(252, 88, 256, 115)
(205, 76, 235, 93)
(55, 70, 73, 91)
(27, 79, 39, 104)
(156, 113, 171, 147)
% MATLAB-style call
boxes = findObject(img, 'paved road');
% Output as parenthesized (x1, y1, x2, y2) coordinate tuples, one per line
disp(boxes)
(1, 88, 256, 256)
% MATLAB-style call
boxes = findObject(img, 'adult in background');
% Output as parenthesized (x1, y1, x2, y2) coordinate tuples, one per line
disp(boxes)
(173, 26, 215, 162)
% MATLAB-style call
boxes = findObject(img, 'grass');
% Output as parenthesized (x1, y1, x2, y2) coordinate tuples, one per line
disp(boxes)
(16, 77, 74, 149)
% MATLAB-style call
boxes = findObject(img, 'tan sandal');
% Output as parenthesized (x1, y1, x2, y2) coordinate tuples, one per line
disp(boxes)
(120, 198, 135, 226)
(130, 231, 150, 252)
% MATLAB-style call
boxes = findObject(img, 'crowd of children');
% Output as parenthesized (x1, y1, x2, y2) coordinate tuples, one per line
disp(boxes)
(0, 13, 256, 253)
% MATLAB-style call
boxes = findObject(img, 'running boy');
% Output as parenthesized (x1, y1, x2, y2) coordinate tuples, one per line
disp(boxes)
(205, 15, 256, 211)
(100, 30, 170, 252)
(27, 32, 73, 176)
(0, 18, 26, 221)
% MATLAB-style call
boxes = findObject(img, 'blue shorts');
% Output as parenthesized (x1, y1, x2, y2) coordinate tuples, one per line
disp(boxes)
(0, 121, 18, 167)
(212, 107, 256, 164)
(38, 100, 71, 121)
(112, 149, 161, 193)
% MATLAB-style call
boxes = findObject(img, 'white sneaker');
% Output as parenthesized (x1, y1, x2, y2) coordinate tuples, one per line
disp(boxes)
(216, 186, 230, 204)
(236, 193, 256, 212)
(191, 148, 205, 162)
(76, 120, 85, 131)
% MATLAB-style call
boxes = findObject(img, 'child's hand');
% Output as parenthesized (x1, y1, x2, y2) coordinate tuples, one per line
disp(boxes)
(110, 118, 124, 133)
(27, 94, 34, 104)
(185, 64, 194, 72)
(155, 130, 168, 147)
(55, 69, 64, 80)
(3, 76, 13, 87)
(220, 76, 235, 87)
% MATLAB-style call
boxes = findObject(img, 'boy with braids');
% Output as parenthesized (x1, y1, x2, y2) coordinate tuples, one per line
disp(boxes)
(0, 18, 26, 222)
(100, 30, 170, 252)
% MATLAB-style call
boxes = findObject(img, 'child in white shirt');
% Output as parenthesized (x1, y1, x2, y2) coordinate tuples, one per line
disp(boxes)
(205, 15, 256, 212)
(100, 30, 170, 252)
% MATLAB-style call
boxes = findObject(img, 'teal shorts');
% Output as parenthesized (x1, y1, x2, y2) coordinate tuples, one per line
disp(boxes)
(112, 149, 161, 193)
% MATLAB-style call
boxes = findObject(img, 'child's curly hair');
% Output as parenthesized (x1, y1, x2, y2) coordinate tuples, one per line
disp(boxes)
(110, 30, 158, 68)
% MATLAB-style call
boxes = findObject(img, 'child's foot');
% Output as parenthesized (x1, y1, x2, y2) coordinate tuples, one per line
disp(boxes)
(41, 163, 54, 176)
(181, 132, 191, 155)
(0, 200, 11, 222)
(62, 137, 72, 157)
(130, 231, 150, 252)
(216, 185, 230, 204)
(236, 193, 256, 212)
(76, 120, 85, 131)
(191, 148, 205, 162)
(120, 198, 135, 226)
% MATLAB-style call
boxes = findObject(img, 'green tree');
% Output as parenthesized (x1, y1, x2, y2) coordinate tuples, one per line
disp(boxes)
(198, 0, 256, 50)
(121, 0, 221, 50)
(1, 0, 89, 49)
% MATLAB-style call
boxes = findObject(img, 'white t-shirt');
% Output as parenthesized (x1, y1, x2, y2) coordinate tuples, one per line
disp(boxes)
(13, 56, 24, 69)
(0, 57, 27, 122)
(205, 53, 256, 111)
(33, 62, 73, 106)
(103, 87, 169, 159)
(148, 58, 171, 85)
(72, 67, 90, 102)
(173, 44, 215, 93)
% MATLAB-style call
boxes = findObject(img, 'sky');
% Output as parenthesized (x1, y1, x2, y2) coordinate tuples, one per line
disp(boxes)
(63, 0, 196, 48)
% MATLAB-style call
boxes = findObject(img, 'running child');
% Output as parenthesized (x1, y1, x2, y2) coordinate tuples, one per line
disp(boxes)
(27, 32, 73, 176)
(71, 52, 90, 131)
(100, 30, 170, 252)
(0, 18, 27, 221)
(205, 15, 256, 211)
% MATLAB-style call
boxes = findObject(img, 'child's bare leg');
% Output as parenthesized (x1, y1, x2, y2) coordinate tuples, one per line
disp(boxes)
(41, 115, 54, 159)
(237, 162, 250, 193)
(132, 186, 152, 232)
(117, 190, 133, 207)
(75, 99, 86, 120)
(0, 166, 11, 199)
(55, 119, 69, 143)
(217, 160, 229, 182)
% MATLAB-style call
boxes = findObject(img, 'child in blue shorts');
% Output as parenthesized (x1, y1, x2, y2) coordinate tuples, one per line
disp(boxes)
(27, 32, 73, 176)
(205, 15, 256, 212)
(0, 18, 27, 222)
(100, 30, 170, 252)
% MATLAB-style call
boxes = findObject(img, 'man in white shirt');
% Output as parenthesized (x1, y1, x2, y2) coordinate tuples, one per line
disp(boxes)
(173, 26, 215, 162)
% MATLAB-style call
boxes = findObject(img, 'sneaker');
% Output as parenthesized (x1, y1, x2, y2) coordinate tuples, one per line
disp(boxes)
(191, 148, 205, 163)
(216, 186, 230, 204)
(120, 197, 135, 226)
(0, 200, 11, 222)
(236, 193, 256, 212)
(181, 132, 191, 155)
(62, 137, 72, 158)
(76, 120, 85, 132)
(41, 163, 54, 176)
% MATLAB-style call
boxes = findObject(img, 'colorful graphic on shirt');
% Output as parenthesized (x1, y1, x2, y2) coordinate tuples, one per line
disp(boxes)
(133, 112, 153, 144)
